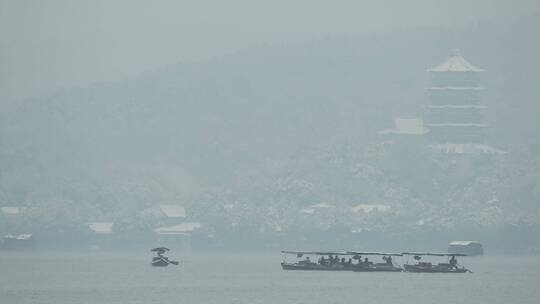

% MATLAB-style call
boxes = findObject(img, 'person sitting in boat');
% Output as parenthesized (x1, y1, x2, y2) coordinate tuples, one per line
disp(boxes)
(363, 257, 371, 265)
(385, 256, 393, 265)
(449, 256, 457, 268)
(347, 258, 353, 265)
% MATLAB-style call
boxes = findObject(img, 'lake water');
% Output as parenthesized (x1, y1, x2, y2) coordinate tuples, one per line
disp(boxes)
(1, 252, 539, 304)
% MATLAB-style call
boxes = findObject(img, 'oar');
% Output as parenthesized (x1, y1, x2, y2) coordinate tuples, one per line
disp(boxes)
(169, 260, 179, 265)
(457, 263, 472, 273)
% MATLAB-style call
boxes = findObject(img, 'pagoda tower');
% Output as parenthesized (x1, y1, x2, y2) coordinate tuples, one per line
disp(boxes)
(425, 50, 487, 146)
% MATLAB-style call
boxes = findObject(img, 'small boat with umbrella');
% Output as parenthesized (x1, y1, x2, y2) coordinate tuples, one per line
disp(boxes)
(151, 247, 179, 267)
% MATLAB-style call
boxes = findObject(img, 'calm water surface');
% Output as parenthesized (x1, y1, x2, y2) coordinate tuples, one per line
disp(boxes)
(1, 252, 539, 304)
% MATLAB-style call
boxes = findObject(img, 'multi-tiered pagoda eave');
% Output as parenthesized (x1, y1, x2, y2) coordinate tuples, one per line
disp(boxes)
(425, 50, 504, 154)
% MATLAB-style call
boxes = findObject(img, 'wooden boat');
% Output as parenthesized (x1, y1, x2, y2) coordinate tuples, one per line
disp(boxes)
(347, 252, 403, 272)
(401, 252, 470, 273)
(280, 262, 352, 271)
(280, 251, 354, 271)
(280, 251, 403, 272)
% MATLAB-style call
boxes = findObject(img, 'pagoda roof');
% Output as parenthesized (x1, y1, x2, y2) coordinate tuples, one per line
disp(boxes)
(429, 50, 483, 73)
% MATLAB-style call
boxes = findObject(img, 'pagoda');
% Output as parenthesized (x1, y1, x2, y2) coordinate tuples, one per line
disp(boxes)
(425, 50, 487, 147)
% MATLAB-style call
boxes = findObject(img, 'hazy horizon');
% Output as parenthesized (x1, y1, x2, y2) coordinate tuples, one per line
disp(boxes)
(1, 0, 539, 105)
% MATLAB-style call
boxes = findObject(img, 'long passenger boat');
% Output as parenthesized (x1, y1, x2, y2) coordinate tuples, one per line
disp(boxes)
(281, 251, 404, 272)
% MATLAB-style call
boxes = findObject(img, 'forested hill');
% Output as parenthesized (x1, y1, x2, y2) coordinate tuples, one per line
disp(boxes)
(1, 13, 539, 248)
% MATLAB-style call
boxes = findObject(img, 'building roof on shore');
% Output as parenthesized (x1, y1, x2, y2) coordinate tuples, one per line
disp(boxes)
(429, 50, 484, 73)
(4, 234, 33, 240)
(154, 222, 201, 235)
(159, 205, 186, 218)
(1, 206, 27, 215)
(310, 203, 334, 208)
(430, 144, 506, 154)
(378, 118, 428, 135)
(88, 222, 114, 234)
(351, 204, 391, 213)
(300, 203, 335, 214)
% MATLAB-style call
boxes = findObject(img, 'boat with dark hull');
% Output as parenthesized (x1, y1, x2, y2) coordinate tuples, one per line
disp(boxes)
(281, 262, 352, 271)
(280, 251, 403, 272)
(402, 253, 470, 273)
(348, 252, 403, 272)
(280, 251, 354, 271)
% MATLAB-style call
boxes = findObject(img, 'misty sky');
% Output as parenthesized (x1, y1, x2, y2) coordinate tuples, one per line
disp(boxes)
(1, 0, 538, 105)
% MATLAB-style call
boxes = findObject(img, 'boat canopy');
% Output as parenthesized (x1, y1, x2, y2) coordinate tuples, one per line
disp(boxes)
(281, 250, 350, 255)
(347, 251, 403, 256)
(282, 251, 465, 257)
(401, 252, 467, 257)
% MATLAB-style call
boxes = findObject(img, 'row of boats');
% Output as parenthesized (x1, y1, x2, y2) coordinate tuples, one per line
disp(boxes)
(281, 251, 471, 273)
(150, 247, 470, 273)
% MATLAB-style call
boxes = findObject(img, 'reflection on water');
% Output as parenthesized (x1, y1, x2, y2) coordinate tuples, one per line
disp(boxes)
(1, 252, 539, 304)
